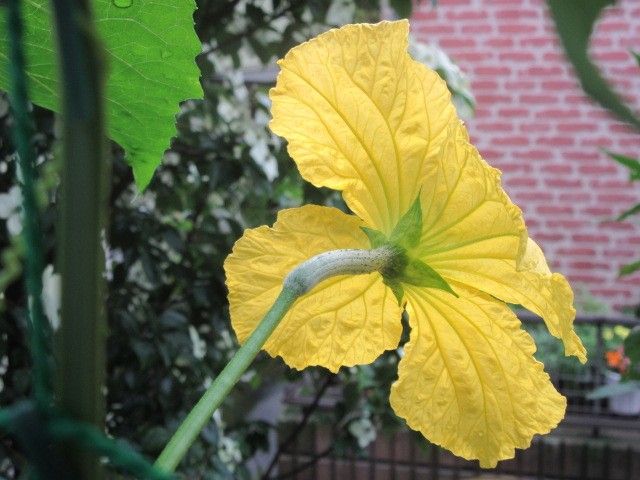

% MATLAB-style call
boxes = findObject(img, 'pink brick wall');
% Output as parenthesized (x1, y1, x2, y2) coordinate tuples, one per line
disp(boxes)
(410, 0, 640, 311)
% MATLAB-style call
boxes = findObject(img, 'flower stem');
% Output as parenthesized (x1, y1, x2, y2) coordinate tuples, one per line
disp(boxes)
(155, 246, 398, 472)
(154, 286, 298, 472)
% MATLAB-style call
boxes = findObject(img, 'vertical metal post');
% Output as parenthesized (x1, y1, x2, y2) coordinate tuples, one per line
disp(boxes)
(580, 443, 589, 480)
(409, 436, 417, 480)
(595, 321, 605, 417)
(311, 426, 317, 480)
(516, 448, 523, 477)
(350, 451, 356, 479)
(452, 455, 460, 480)
(369, 442, 377, 480)
(601, 444, 610, 480)
(290, 432, 298, 480)
(389, 432, 396, 480)
(330, 452, 336, 480)
(537, 439, 545, 479)
(50, 0, 109, 478)
(432, 445, 440, 480)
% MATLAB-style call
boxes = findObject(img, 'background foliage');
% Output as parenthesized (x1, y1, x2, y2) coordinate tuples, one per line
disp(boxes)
(547, 0, 640, 277)
(0, 1, 474, 478)
(546, 0, 640, 390)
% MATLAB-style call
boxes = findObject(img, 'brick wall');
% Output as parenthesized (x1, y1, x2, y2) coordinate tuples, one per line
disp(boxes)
(409, 0, 640, 310)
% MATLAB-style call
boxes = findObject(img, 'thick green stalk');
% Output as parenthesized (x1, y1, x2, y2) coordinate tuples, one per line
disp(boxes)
(51, 0, 109, 478)
(155, 246, 397, 472)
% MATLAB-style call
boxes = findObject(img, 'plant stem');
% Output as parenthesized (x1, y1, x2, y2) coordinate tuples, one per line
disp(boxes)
(155, 246, 398, 472)
(51, 0, 109, 478)
(155, 286, 299, 472)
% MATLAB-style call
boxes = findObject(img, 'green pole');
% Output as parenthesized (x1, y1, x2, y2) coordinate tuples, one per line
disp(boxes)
(51, 0, 109, 478)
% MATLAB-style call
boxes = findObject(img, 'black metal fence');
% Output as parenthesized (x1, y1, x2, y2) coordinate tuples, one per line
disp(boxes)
(278, 314, 640, 480)
(280, 434, 639, 480)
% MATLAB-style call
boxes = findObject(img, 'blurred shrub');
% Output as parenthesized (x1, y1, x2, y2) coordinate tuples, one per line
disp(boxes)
(0, 1, 475, 477)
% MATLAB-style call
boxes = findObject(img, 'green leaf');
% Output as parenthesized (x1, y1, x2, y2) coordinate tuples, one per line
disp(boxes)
(361, 226, 387, 249)
(617, 203, 640, 221)
(389, 0, 412, 18)
(587, 380, 640, 400)
(620, 260, 640, 277)
(389, 195, 422, 249)
(384, 279, 405, 305)
(0, 0, 201, 189)
(624, 328, 640, 363)
(399, 258, 457, 297)
(632, 50, 640, 67)
(547, 0, 640, 131)
(362, 195, 423, 252)
(604, 150, 640, 181)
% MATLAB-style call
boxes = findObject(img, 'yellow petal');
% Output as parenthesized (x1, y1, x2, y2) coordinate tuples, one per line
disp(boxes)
(224, 205, 403, 373)
(427, 237, 587, 363)
(414, 122, 527, 272)
(390, 284, 566, 468)
(412, 124, 585, 362)
(269, 20, 457, 234)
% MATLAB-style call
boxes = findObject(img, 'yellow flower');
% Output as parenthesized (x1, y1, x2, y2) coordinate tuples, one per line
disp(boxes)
(224, 20, 586, 467)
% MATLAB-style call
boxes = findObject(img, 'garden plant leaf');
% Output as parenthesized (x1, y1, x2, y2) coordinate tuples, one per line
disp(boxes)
(587, 380, 640, 399)
(620, 259, 640, 277)
(547, 0, 640, 131)
(0, 0, 201, 188)
(616, 202, 640, 221)
(604, 150, 640, 181)
(389, 0, 413, 18)
(388, 195, 423, 249)
(624, 328, 640, 364)
(398, 258, 457, 296)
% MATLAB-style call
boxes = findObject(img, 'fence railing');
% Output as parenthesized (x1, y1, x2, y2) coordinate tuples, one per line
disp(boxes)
(278, 313, 640, 480)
